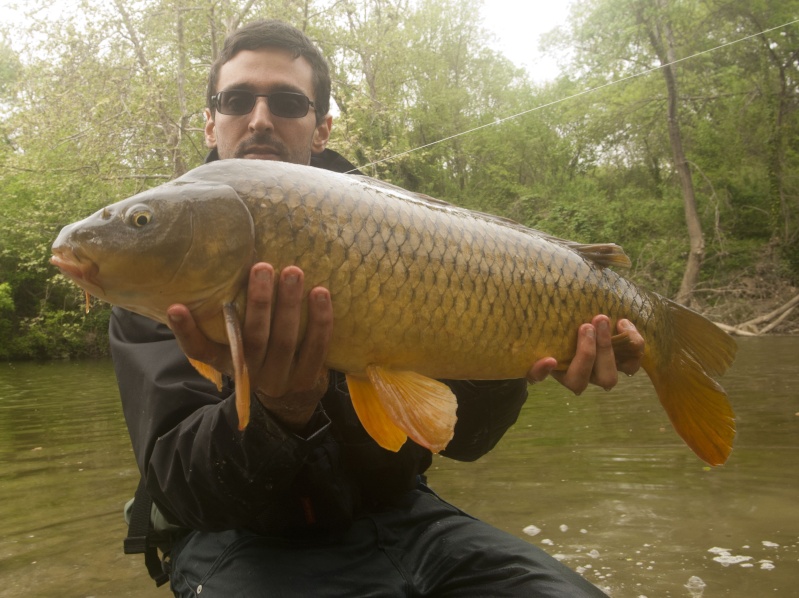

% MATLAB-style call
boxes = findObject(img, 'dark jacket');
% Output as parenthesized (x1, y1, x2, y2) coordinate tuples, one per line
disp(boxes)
(110, 148, 528, 537)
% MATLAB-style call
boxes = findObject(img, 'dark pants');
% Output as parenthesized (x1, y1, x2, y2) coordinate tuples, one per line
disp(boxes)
(167, 488, 608, 597)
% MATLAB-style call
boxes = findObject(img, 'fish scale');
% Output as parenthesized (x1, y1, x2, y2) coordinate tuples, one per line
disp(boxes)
(51, 159, 737, 464)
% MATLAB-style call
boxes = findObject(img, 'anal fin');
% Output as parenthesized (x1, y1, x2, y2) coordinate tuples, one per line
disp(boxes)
(346, 373, 408, 452)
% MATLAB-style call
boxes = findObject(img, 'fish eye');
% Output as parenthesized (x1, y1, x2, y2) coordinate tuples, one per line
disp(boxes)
(128, 206, 153, 228)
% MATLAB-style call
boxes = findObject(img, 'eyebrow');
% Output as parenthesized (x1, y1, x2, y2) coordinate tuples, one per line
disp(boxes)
(219, 82, 309, 96)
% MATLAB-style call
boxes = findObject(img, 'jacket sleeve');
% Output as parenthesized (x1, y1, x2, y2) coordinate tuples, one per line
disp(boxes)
(442, 379, 529, 462)
(109, 307, 331, 531)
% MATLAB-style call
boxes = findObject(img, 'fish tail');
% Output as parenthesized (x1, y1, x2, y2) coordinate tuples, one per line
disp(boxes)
(642, 299, 737, 466)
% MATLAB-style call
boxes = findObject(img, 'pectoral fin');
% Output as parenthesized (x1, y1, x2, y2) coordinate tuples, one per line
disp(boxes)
(223, 302, 250, 431)
(365, 366, 457, 454)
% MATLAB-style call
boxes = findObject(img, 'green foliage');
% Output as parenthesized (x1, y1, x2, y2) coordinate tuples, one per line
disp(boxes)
(1, 0, 797, 359)
(8, 304, 111, 361)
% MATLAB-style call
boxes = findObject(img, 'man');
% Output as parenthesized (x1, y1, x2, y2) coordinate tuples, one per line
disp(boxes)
(111, 19, 644, 597)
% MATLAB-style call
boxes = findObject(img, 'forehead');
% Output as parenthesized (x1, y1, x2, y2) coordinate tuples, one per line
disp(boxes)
(217, 48, 315, 96)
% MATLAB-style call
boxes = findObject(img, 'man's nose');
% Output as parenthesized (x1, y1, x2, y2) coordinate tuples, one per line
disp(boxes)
(248, 97, 274, 132)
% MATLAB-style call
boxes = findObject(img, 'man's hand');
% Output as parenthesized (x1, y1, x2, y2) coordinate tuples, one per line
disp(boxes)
(166, 263, 333, 431)
(526, 315, 644, 394)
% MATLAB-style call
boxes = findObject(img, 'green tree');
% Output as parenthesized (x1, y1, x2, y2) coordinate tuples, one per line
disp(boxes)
(2, 0, 798, 359)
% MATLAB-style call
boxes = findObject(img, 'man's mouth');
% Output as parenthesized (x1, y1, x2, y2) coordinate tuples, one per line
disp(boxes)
(240, 146, 282, 160)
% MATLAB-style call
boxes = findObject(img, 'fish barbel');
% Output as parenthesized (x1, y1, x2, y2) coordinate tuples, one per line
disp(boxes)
(51, 160, 737, 464)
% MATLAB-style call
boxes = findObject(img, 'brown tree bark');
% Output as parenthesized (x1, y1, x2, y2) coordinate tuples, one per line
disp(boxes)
(639, 2, 704, 307)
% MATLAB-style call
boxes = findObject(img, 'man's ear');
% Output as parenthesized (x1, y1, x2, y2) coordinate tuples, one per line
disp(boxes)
(312, 114, 333, 153)
(204, 108, 217, 148)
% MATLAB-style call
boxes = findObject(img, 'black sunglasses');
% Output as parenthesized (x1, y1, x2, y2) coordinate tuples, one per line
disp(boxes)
(211, 90, 315, 118)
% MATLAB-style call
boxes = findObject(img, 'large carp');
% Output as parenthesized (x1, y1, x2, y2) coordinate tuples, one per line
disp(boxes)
(51, 160, 737, 465)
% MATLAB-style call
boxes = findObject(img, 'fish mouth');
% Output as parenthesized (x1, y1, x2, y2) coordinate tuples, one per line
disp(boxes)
(50, 248, 103, 294)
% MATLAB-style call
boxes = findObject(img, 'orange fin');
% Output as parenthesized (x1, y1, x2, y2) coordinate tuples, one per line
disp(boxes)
(84, 291, 92, 314)
(365, 366, 457, 454)
(188, 358, 224, 391)
(223, 302, 250, 431)
(643, 300, 737, 466)
(346, 373, 408, 452)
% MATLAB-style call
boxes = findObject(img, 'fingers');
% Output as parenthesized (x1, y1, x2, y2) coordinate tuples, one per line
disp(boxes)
(552, 323, 597, 395)
(292, 286, 333, 390)
(258, 266, 305, 396)
(247, 265, 333, 398)
(588, 315, 618, 390)
(242, 263, 275, 370)
(526, 357, 557, 384)
(235, 263, 333, 430)
(167, 303, 230, 371)
(615, 319, 645, 376)
(531, 315, 643, 395)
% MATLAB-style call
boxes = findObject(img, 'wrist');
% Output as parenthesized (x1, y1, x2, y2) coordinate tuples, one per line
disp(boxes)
(254, 390, 317, 431)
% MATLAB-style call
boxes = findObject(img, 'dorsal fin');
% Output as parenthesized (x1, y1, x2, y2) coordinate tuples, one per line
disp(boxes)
(352, 175, 630, 269)
(561, 242, 632, 269)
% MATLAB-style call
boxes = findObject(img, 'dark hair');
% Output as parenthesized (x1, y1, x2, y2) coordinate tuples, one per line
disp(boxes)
(206, 19, 330, 124)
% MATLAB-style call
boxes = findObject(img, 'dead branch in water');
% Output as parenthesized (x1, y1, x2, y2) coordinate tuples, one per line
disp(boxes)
(716, 292, 799, 336)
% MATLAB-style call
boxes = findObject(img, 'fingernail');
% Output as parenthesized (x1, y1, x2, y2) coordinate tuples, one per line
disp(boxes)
(167, 311, 183, 325)
(284, 273, 299, 286)
(255, 268, 272, 283)
(585, 325, 595, 339)
(316, 292, 328, 303)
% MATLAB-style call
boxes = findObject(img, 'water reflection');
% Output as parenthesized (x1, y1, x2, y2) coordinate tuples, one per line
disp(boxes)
(0, 360, 149, 597)
(430, 337, 799, 597)
(0, 337, 797, 597)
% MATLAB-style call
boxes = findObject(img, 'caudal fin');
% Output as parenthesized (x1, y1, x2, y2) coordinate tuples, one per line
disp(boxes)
(642, 300, 737, 466)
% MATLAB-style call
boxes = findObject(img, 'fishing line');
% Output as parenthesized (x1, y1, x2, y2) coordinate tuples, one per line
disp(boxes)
(350, 18, 799, 174)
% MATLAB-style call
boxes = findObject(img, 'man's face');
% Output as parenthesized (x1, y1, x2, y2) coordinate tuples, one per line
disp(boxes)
(204, 48, 331, 164)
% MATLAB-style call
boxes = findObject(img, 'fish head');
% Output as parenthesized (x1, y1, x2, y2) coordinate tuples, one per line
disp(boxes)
(51, 179, 256, 324)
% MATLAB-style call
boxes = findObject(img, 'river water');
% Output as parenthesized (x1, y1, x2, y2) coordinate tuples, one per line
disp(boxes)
(0, 336, 796, 597)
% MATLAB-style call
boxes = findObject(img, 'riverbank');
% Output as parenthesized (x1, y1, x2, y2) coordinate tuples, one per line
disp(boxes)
(2, 259, 797, 363)
(694, 274, 799, 335)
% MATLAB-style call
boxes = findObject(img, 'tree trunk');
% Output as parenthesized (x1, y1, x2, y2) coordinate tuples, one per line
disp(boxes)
(113, 0, 188, 177)
(642, 3, 704, 306)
